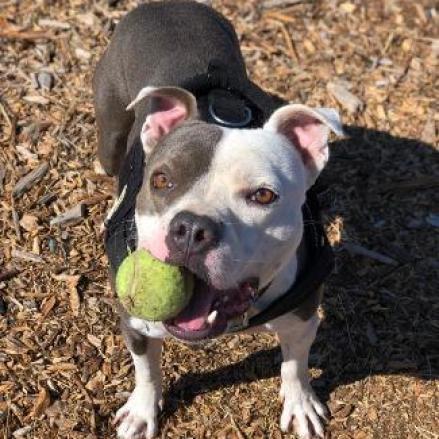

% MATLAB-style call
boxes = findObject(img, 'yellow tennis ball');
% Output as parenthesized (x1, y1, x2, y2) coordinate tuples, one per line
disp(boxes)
(116, 249, 193, 321)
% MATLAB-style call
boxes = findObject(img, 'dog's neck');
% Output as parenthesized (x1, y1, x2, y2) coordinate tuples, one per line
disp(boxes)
(250, 256, 299, 318)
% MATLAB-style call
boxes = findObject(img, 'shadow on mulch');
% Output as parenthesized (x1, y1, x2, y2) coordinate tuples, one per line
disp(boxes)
(161, 125, 439, 419)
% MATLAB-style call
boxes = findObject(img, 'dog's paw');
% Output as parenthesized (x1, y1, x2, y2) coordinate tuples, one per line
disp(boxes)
(113, 386, 160, 439)
(279, 382, 328, 439)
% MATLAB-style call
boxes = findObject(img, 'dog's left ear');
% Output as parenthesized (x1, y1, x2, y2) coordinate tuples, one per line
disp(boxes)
(127, 86, 198, 154)
(264, 104, 344, 186)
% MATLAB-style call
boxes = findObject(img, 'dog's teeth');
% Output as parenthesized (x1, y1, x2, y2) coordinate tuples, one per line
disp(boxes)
(207, 310, 218, 325)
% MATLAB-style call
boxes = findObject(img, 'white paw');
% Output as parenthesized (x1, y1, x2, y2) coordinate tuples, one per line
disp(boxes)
(279, 383, 328, 439)
(114, 386, 161, 439)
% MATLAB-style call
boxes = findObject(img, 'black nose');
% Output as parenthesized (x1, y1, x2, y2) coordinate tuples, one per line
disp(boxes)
(169, 211, 220, 255)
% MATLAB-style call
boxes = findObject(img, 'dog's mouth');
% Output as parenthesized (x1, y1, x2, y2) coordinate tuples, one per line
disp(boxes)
(163, 274, 258, 342)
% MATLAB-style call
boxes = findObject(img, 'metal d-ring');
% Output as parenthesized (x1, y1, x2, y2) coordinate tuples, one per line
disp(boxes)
(208, 101, 253, 128)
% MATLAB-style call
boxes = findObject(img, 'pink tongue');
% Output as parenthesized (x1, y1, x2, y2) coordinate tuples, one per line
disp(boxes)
(173, 287, 216, 331)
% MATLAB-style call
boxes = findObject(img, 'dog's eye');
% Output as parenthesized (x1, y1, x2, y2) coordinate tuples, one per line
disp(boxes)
(151, 172, 173, 190)
(249, 188, 278, 205)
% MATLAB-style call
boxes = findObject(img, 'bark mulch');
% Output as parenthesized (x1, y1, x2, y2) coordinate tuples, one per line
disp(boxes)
(0, 0, 438, 438)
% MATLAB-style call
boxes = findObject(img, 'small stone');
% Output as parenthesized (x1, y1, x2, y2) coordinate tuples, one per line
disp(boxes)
(37, 71, 54, 90)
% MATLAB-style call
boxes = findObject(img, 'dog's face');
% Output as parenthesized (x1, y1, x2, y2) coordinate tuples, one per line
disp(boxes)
(128, 87, 342, 341)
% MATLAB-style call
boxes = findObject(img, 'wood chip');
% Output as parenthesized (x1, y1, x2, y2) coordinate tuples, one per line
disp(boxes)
(19, 214, 39, 232)
(0, 29, 53, 41)
(11, 248, 44, 264)
(40, 296, 57, 318)
(28, 387, 51, 419)
(12, 209, 22, 240)
(50, 203, 86, 226)
(38, 18, 71, 30)
(52, 273, 81, 315)
(22, 95, 50, 105)
(12, 426, 32, 438)
(327, 81, 364, 114)
(37, 192, 57, 206)
(37, 71, 55, 90)
(262, 0, 306, 8)
(0, 166, 5, 193)
(12, 161, 49, 198)
(420, 116, 436, 144)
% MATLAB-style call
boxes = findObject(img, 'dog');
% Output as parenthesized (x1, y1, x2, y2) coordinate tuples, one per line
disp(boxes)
(93, 1, 343, 438)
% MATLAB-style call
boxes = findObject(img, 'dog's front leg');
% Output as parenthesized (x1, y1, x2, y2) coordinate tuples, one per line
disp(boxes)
(275, 313, 328, 439)
(114, 337, 163, 439)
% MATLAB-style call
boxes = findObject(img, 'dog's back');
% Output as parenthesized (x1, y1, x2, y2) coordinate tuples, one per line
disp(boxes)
(93, 1, 248, 174)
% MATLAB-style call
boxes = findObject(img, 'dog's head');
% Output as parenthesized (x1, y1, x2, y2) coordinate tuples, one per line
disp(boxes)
(127, 86, 343, 341)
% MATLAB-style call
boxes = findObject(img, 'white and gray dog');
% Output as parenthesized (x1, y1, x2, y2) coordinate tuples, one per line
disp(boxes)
(93, 1, 343, 438)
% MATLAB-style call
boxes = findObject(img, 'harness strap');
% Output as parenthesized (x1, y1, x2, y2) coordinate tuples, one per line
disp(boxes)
(104, 63, 335, 329)
(242, 192, 334, 329)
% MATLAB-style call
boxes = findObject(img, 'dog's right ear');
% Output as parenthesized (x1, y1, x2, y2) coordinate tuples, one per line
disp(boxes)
(127, 86, 198, 154)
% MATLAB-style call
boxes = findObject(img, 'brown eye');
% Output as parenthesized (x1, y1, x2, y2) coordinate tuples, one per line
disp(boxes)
(249, 188, 278, 205)
(152, 172, 173, 189)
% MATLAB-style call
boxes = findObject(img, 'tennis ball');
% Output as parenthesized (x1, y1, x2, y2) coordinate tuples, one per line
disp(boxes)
(116, 249, 193, 321)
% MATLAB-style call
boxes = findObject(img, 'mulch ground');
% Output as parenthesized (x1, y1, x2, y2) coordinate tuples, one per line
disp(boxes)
(1, 0, 438, 438)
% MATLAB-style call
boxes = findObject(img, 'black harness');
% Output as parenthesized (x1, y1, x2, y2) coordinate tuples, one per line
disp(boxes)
(104, 62, 334, 331)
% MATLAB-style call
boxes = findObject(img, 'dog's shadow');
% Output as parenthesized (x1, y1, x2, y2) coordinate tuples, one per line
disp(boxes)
(162, 125, 439, 417)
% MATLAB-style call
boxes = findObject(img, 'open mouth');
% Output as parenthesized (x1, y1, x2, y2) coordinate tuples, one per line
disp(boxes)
(163, 274, 258, 342)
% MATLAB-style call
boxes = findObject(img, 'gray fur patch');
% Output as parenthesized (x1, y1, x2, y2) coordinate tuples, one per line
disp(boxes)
(136, 121, 223, 214)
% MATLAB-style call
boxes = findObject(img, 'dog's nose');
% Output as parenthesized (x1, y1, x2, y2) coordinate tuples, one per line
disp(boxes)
(169, 211, 220, 254)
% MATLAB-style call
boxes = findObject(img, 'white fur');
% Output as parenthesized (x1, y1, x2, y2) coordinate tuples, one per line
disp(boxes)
(122, 312, 325, 439)
(274, 313, 327, 438)
(123, 103, 342, 439)
(136, 126, 307, 292)
(115, 340, 163, 439)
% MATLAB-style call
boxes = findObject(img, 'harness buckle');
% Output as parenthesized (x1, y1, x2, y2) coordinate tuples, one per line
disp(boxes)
(207, 89, 253, 128)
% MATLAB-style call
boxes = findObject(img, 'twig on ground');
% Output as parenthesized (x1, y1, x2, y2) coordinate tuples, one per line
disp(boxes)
(262, 0, 309, 9)
(11, 248, 44, 264)
(50, 203, 86, 226)
(12, 162, 50, 198)
(343, 242, 398, 265)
